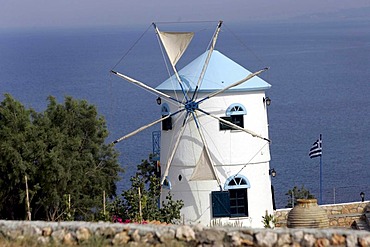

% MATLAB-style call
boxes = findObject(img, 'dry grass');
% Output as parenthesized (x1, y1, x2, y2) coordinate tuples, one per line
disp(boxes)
(0, 236, 110, 247)
(0, 236, 43, 247)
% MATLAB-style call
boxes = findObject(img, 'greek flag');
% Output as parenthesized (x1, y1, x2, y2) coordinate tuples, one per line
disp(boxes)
(309, 135, 322, 158)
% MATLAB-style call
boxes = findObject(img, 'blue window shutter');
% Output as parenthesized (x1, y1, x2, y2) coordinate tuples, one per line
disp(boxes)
(211, 191, 230, 218)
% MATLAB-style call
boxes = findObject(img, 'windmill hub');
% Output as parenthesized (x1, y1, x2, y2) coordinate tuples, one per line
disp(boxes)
(185, 100, 199, 113)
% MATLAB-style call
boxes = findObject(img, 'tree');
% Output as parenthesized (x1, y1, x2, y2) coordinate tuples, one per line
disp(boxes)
(0, 94, 121, 220)
(111, 155, 183, 224)
(285, 185, 315, 208)
(0, 94, 35, 219)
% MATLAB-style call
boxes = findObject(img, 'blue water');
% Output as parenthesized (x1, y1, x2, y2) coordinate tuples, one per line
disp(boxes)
(1, 21, 369, 208)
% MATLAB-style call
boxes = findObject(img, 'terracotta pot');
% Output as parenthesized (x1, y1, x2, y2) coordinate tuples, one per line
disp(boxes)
(287, 199, 329, 228)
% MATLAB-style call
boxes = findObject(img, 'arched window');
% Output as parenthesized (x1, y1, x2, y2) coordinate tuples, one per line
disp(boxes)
(226, 103, 247, 116)
(162, 177, 171, 190)
(220, 103, 246, 130)
(224, 175, 251, 190)
(211, 174, 250, 218)
(161, 103, 172, 131)
(161, 103, 170, 115)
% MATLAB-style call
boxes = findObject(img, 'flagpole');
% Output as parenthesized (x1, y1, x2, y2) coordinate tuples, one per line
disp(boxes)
(319, 134, 323, 205)
(319, 152, 323, 204)
(309, 133, 323, 204)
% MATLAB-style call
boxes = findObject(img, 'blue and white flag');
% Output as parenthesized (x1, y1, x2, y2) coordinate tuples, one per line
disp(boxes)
(309, 135, 322, 158)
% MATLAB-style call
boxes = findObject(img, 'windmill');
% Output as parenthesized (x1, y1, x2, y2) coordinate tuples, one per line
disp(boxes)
(111, 21, 274, 227)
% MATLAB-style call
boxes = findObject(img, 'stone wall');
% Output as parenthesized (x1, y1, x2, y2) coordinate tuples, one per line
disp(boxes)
(0, 220, 370, 246)
(0, 202, 369, 246)
(275, 201, 369, 228)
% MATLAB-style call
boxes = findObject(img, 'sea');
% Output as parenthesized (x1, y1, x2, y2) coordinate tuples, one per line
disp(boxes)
(0, 20, 369, 209)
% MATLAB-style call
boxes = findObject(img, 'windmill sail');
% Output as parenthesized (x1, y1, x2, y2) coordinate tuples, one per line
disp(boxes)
(158, 31, 194, 66)
(190, 147, 217, 181)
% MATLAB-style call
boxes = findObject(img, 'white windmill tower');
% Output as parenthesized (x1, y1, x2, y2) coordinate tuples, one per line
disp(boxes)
(111, 21, 274, 228)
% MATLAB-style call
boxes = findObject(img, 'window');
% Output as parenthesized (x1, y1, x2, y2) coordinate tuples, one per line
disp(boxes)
(227, 104, 247, 115)
(212, 175, 250, 218)
(219, 115, 244, 130)
(161, 103, 172, 131)
(162, 177, 171, 189)
(219, 103, 246, 130)
(229, 188, 248, 217)
(224, 176, 250, 189)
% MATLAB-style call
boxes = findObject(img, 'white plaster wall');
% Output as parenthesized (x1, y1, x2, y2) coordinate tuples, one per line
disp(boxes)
(163, 163, 273, 227)
(159, 90, 273, 228)
(160, 91, 270, 166)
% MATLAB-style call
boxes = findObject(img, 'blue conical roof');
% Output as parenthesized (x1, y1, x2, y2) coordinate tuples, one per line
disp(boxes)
(156, 50, 271, 93)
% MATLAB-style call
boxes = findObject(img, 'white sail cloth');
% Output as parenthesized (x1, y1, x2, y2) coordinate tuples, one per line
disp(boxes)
(158, 31, 194, 66)
(190, 147, 217, 181)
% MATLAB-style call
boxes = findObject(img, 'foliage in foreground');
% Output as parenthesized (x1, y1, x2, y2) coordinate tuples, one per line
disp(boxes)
(285, 185, 315, 208)
(110, 155, 184, 224)
(262, 211, 277, 228)
(0, 94, 121, 221)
